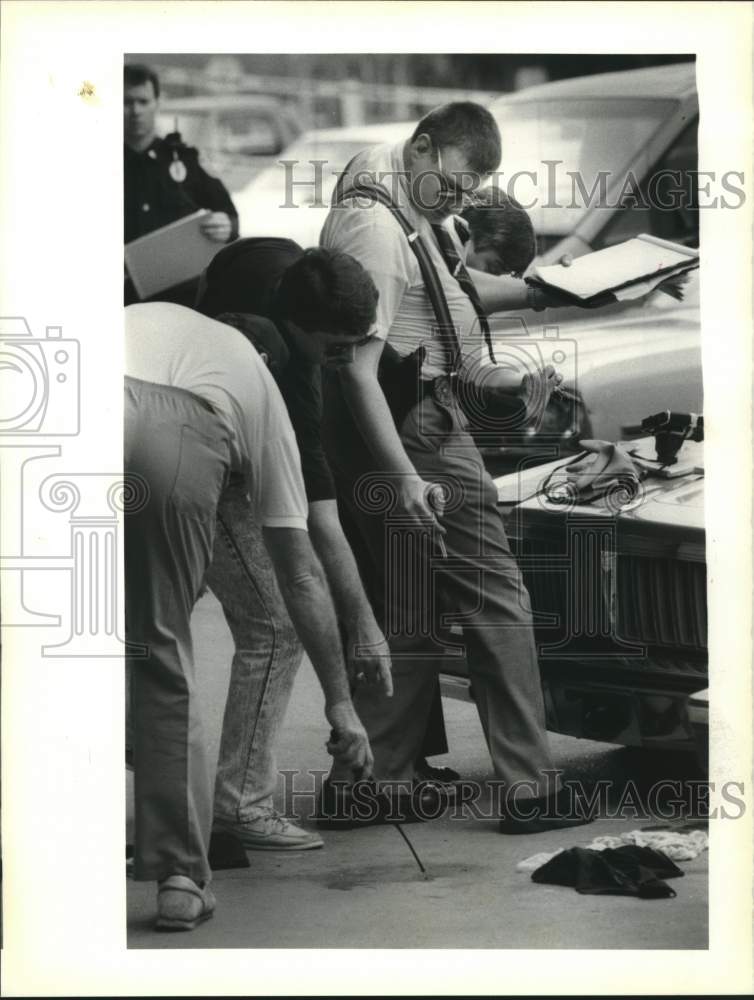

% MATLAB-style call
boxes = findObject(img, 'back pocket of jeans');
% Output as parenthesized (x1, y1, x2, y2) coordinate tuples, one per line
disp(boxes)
(169, 424, 228, 520)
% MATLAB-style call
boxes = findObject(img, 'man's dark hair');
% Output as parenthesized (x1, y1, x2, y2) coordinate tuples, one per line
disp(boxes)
(411, 102, 501, 175)
(274, 248, 379, 338)
(460, 187, 537, 277)
(124, 63, 160, 99)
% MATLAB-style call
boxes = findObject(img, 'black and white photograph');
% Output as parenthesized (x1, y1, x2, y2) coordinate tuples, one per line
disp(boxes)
(1, 2, 752, 996)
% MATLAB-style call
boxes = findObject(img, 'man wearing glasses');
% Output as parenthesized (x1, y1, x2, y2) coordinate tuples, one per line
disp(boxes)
(319, 102, 589, 834)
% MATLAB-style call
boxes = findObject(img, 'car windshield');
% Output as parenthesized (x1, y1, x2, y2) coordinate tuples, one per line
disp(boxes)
(250, 138, 382, 204)
(490, 98, 677, 236)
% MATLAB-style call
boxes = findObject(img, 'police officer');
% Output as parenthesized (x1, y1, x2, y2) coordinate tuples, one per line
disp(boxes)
(124, 63, 239, 305)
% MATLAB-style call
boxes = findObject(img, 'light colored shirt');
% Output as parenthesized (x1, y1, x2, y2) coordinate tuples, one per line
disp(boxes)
(125, 302, 308, 530)
(320, 141, 482, 379)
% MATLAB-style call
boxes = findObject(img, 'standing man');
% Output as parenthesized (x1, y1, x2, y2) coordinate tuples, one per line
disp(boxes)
(124, 63, 239, 305)
(125, 302, 374, 930)
(318, 103, 591, 834)
(195, 241, 395, 850)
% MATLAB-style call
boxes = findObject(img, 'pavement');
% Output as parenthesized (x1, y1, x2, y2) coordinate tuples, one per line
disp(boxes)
(126, 592, 708, 949)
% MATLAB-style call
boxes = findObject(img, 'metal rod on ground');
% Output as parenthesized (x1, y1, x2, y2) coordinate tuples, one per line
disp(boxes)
(337, 631, 431, 879)
(392, 820, 428, 877)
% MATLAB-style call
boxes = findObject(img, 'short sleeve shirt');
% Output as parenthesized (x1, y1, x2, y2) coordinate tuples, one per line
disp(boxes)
(320, 142, 481, 379)
(125, 302, 308, 530)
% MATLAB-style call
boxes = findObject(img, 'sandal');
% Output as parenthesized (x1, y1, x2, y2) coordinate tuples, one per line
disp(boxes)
(155, 874, 216, 931)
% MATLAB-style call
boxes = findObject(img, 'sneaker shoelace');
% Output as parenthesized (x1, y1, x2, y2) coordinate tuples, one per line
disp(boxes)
(252, 809, 294, 833)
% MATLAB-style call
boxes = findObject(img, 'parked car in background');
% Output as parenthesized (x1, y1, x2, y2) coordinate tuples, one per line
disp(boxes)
(488, 62, 699, 260)
(238, 64, 702, 455)
(234, 121, 410, 245)
(445, 65, 706, 759)
(157, 94, 304, 193)
(482, 61, 701, 459)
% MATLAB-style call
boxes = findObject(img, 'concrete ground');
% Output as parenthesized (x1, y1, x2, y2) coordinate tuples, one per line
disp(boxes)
(126, 593, 708, 949)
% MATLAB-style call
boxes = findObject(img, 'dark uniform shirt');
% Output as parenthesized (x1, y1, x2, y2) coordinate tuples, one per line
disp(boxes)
(196, 237, 336, 504)
(124, 134, 239, 243)
(124, 134, 239, 304)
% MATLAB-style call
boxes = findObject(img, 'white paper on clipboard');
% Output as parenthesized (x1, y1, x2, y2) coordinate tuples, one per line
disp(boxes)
(124, 209, 219, 298)
(531, 234, 699, 301)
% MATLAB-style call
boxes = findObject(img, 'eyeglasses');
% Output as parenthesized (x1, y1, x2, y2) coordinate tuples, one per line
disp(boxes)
(436, 148, 479, 208)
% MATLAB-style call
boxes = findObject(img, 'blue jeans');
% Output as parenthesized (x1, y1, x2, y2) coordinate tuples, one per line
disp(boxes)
(207, 481, 304, 824)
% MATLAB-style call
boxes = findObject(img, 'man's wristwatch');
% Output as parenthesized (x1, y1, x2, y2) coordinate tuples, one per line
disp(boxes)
(526, 283, 548, 312)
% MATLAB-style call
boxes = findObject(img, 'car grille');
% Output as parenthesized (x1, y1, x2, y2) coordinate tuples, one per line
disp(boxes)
(514, 537, 707, 675)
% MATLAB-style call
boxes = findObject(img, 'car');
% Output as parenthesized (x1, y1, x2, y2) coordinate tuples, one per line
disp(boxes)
(489, 62, 699, 261)
(156, 94, 305, 193)
(438, 432, 708, 762)
(234, 121, 411, 245)
(443, 65, 707, 757)
(484, 62, 701, 454)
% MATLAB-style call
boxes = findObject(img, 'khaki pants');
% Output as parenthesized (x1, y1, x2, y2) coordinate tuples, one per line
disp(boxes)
(124, 377, 230, 883)
(323, 379, 557, 797)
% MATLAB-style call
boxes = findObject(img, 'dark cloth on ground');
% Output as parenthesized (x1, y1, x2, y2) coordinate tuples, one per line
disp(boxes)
(531, 845, 685, 898)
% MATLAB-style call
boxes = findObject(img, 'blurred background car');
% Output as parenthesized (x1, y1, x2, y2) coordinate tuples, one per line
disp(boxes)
(159, 60, 701, 465)
(488, 62, 698, 260)
(480, 62, 700, 465)
(231, 64, 700, 460)
(233, 120, 409, 245)
(157, 94, 304, 193)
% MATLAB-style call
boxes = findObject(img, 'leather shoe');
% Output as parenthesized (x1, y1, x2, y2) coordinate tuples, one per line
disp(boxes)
(414, 757, 462, 784)
(316, 778, 450, 829)
(499, 786, 595, 835)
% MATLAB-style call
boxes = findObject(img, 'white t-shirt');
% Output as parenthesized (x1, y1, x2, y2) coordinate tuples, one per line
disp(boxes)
(125, 302, 308, 530)
(320, 141, 482, 379)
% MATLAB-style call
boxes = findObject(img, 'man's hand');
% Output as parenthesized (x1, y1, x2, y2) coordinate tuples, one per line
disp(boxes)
(518, 364, 564, 424)
(396, 474, 446, 532)
(655, 270, 691, 301)
(200, 211, 233, 243)
(345, 620, 393, 697)
(325, 699, 374, 779)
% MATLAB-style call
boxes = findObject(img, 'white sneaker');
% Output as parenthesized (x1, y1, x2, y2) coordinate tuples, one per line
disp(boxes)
(215, 809, 324, 851)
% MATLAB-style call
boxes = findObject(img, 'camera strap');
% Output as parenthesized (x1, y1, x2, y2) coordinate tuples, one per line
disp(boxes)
(333, 179, 462, 380)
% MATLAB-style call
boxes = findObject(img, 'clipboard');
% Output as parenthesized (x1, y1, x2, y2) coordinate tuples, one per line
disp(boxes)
(124, 209, 220, 299)
(528, 234, 699, 304)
